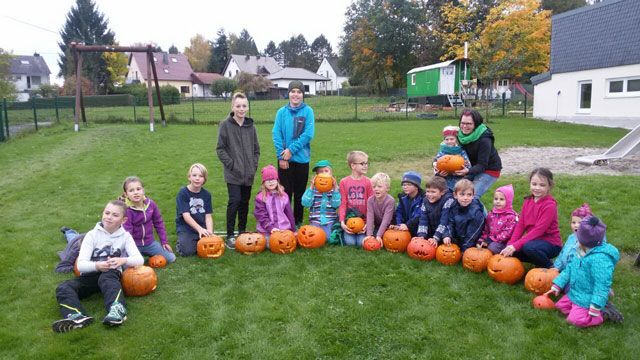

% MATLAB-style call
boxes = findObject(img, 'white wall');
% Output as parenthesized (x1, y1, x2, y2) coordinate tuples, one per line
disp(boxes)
(316, 59, 348, 91)
(126, 58, 143, 83)
(271, 79, 319, 95)
(533, 63, 640, 129)
(224, 59, 241, 79)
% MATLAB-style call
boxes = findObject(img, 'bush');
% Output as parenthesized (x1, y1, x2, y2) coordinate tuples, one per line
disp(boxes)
(211, 78, 237, 99)
(113, 83, 181, 105)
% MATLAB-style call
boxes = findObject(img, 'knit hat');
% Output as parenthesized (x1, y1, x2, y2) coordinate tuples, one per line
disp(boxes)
(261, 165, 278, 182)
(493, 184, 514, 213)
(442, 125, 459, 138)
(288, 80, 304, 93)
(312, 159, 332, 172)
(571, 203, 593, 218)
(577, 216, 607, 248)
(401, 171, 422, 188)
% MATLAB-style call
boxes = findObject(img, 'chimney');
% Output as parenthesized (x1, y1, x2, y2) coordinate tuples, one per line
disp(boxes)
(245, 54, 250, 60)
(163, 53, 169, 65)
(33, 52, 40, 57)
(256, 55, 261, 60)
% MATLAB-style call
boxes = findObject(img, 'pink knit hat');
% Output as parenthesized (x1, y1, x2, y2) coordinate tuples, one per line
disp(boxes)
(261, 165, 278, 182)
(571, 203, 592, 218)
(442, 125, 459, 137)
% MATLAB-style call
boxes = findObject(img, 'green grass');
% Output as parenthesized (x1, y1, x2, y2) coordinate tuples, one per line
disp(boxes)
(0, 119, 638, 359)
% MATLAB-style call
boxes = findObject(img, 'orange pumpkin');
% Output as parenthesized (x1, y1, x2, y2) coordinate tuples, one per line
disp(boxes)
(406, 237, 436, 261)
(524, 268, 560, 295)
(436, 154, 465, 173)
(314, 173, 334, 193)
(462, 247, 493, 272)
(346, 217, 365, 234)
(121, 265, 157, 297)
(148, 254, 167, 269)
(362, 236, 382, 251)
(73, 259, 81, 277)
(297, 225, 327, 249)
(235, 232, 267, 255)
(532, 294, 556, 310)
(269, 230, 297, 254)
(196, 235, 225, 259)
(436, 244, 462, 265)
(487, 255, 525, 285)
(382, 229, 412, 253)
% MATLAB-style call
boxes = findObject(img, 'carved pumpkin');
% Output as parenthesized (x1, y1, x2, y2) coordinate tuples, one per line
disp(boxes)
(436, 154, 465, 173)
(532, 294, 556, 310)
(346, 217, 365, 234)
(73, 259, 81, 277)
(297, 225, 327, 249)
(382, 229, 412, 253)
(269, 230, 297, 254)
(524, 268, 560, 295)
(196, 235, 225, 259)
(148, 254, 167, 269)
(436, 244, 462, 265)
(487, 255, 525, 285)
(406, 237, 436, 261)
(314, 173, 334, 193)
(362, 236, 382, 251)
(122, 265, 157, 297)
(235, 232, 266, 255)
(462, 247, 493, 272)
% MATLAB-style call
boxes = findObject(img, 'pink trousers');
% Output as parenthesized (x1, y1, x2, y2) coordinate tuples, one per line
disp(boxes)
(555, 295, 603, 328)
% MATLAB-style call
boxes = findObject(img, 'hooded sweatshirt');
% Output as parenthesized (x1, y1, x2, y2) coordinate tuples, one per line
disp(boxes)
(216, 113, 261, 186)
(123, 197, 168, 247)
(272, 102, 315, 164)
(480, 184, 518, 244)
(76, 222, 143, 274)
(507, 194, 562, 251)
(254, 191, 296, 234)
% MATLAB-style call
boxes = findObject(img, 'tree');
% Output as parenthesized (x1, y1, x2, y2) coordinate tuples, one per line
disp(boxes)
(208, 29, 229, 74)
(184, 34, 211, 72)
(278, 34, 316, 70)
(29, 84, 60, 99)
(168, 44, 179, 54)
(61, 75, 94, 96)
(310, 35, 334, 68)
(234, 72, 272, 96)
(542, 0, 587, 14)
(264, 41, 284, 67)
(210, 78, 237, 99)
(102, 49, 128, 89)
(0, 48, 17, 100)
(229, 29, 259, 56)
(58, 0, 116, 94)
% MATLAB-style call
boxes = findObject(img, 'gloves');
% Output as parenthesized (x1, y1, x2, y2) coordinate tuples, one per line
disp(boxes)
(549, 284, 561, 297)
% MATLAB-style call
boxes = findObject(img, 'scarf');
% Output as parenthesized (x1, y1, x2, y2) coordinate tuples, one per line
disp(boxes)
(439, 142, 464, 155)
(458, 124, 487, 145)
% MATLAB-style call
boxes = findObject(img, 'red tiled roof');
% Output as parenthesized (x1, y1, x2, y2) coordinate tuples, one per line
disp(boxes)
(191, 72, 224, 85)
(128, 52, 194, 81)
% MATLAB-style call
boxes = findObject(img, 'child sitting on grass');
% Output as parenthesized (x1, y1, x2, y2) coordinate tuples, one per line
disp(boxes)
(393, 171, 424, 237)
(254, 165, 296, 246)
(301, 160, 341, 238)
(477, 184, 518, 254)
(433, 125, 471, 191)
(415, 176, 455, 247)
(175, 163, 214, 256)
(366, 172, 395, 246)
(339, 151, 373, 247)
(442, 179, 485, 252)
(52, 200, 143, 332)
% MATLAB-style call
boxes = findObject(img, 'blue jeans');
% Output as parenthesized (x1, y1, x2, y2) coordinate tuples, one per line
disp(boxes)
(473, 172, 498, 199)
(343, 232, 366, 247)
(138, 241, 176, 263)
(63, 229, 80, 243)
(514, 239, 562, 268)
(310, 221, 334, 241)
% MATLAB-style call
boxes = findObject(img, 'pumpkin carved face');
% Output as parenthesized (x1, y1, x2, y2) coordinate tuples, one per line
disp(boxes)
(362, 236, 381, 251)
(532, 294, 555, 310)
(487, 255, 525, 285)
(462, 247, 493, 272)
(148, 254, 167, 269)
(122, 265, 158, 297)
(297, 225, 327, 249)
(197, 235, 225, 259)
(436, 244, 462, 265)
(524, 268, 560, 295)
(382, 229, 412, 253)
(269, 230, 297, 254)
(346, 217, 365, 234)
(407, 237, 436, 261)
(436, 155, 465, 173)
(314, 173, 334, 193)
(236, 232, 266, 255)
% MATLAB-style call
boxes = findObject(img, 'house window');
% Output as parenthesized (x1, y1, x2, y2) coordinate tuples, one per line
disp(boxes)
(609, 80, 623, 93)
(606, 77, 640, 97)
(31, 76, 41, 86)
(629, 79, 640, 92)
(171, 58, 177, 63)
(304, 85, 310, 92)
(20, 60, 29, 65)
(578, 81, 592, 112)
(411, 74, 416, 85)
(163, 69, 169, 73)
(498, 79, 509, 87)
(180, 86, 190, 94)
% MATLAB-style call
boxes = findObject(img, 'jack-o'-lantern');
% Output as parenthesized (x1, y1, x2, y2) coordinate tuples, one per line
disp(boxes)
(314, 173, 334, 193)
(436, 244, 462, 265)
(532, 294, 555, 310)
(362, 236, 382, 251)
(382, 229, 412, 253)
(235, 232, 266, 255)
(196, 235, 225, 259)
(148, 254, 167, 269)
(406, 237, 436, 261)
(487, 255, 525, 285)
(297, 225, 327, 249)
(462, 247, 493, 272)
(436, 155, 465, 173)
(346, 217, 365, 234)
(524, 268, 560, 295)
(122, 265, 157, 297)
(73, 259, 81, 277)
(269, 230, 297, 254)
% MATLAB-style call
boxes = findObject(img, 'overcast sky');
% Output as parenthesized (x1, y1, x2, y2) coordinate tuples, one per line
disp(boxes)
(1, 0, 353, 84)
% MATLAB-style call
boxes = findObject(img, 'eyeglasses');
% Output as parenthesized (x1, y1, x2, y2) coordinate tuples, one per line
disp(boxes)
(355, 162, 369, 166)
(460, 122, 474, 126)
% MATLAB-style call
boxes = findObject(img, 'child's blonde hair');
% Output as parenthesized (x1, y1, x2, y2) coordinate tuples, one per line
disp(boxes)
(259, 182, 286, 201)
(188, 163, 208, 184)
(454, 179, 475, 194)
(370, 172, 390, 188)
(347, 150, 368, 165)
(231, 92, 247, 105)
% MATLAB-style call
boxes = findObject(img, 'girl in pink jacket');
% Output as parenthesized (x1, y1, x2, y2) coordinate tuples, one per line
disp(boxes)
(253, 165, 296, 247)
(478, 184, 518, 254)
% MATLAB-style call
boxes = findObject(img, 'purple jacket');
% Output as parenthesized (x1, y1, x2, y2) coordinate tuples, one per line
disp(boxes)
(254, 191, 296, 234)
(123, 197, 169, 247)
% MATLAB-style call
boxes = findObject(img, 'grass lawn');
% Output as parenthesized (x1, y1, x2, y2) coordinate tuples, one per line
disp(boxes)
(0, 118, 638, 359)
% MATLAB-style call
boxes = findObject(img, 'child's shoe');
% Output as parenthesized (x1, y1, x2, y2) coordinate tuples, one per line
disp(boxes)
(225, 236, 236, 250)
(52, 313, 93, 333)
(602, 302, 624, 324)
(103, 302, 127, 326)
(634, 252, 640, 267)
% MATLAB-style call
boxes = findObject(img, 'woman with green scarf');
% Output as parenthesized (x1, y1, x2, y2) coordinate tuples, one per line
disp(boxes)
(455, 109, 502, 198)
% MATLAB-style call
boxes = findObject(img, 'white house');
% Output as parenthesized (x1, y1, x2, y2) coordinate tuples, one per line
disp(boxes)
(316, 57, 348, 92)
(191, 72, 224, 97)
(223, 54, 282, 79)
(9, 53, 51, 101)
(532, 0, 640, 129)
(126, 52, 195, 97)
(266, 67, 330, 96)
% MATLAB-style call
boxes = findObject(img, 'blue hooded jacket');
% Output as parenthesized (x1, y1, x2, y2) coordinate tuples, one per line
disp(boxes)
(272, 102, 315, 164)
(395, 189, 425, 236)
(444, 197, 485, 251)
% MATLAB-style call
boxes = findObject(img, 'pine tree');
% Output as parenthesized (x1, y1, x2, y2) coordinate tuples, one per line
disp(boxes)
(208, 29, 229, 74)
(229, 29, 259, 56)
(168, 44, 179, 54)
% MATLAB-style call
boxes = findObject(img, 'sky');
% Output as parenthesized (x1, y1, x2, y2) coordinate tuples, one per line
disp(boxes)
(1, 0, 353, 85)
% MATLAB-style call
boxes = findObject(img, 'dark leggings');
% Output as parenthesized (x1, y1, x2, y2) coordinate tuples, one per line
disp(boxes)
(278, 161, 309, 225)
(226, 183, 252, 237)
(514, 239, 562, 268)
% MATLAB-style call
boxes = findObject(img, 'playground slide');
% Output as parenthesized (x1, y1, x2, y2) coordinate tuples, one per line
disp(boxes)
(575, 123, 640, 165)
(514, 82, 531, 98)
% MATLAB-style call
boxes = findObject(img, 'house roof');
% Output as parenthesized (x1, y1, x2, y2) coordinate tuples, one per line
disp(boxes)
(9, 54, 51, 76)
(550, 0, 640, 74)
(128, 52, 194, 81)
(267, 67, 330, 81)
(191, 72, 224, 85)
(530, 72, 551, 85)
(325, 57, 347, 77)
(407, 60, 456, 74)
(226, 54, 282, 76)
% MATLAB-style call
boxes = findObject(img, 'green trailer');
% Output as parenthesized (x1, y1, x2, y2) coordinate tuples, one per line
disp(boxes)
(406, 59, 470, 106)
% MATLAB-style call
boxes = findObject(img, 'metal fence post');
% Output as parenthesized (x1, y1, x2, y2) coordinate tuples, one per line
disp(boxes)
(32, 97, 38, 131)
(524, 95, 528, 118)
(502, 92, 506, 117)
(191, 94, 195, 122)
(354, 95, 358, 121)
(132, 95, 137, 122)
(54, 95, 60, 122)
(405, 95, 409, 120)
(0, 101, 5, 142)
(3, 98, 8, 138)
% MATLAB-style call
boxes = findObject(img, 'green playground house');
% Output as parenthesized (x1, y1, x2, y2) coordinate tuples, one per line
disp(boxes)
(406, 59, 471, 106)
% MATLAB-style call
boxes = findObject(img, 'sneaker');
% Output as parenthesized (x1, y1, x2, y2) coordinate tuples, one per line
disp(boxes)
(635, 253, 640, 267)
(52, 313, 93, 333)
(103, 302, 127, 326)
(225, 236, 236, 250)
(602, 302, 624, 324)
